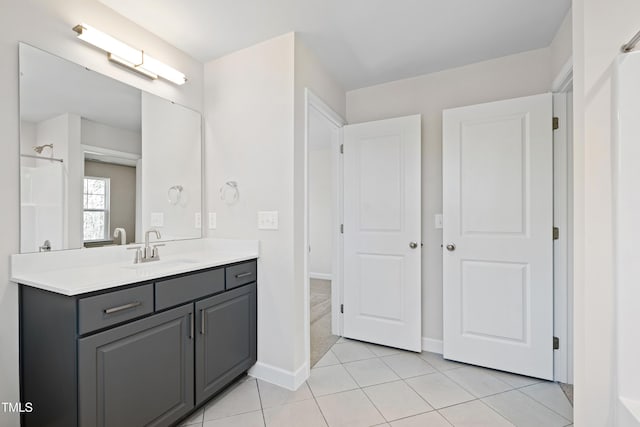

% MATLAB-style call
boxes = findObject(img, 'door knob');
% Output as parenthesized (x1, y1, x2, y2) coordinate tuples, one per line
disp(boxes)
(409, 242, 418, 249)
(446, 243, 456, 252)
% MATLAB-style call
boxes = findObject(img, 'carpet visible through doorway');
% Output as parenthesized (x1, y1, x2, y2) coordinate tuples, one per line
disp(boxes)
(310, 279, 339, 367)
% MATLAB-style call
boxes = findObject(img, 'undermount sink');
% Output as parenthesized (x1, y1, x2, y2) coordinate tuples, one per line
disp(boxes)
(121, 258, 201, 270)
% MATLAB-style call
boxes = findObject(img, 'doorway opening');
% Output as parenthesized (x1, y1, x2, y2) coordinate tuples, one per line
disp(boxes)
(304, 89, 345, 369)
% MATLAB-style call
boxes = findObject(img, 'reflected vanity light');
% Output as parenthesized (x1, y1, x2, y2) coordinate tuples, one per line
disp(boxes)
(72, 23, 187, 85)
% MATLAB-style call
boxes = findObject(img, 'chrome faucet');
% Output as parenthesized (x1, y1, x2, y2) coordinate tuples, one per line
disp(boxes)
(143, 229, 164, 262)
(128, 229, 165, 264)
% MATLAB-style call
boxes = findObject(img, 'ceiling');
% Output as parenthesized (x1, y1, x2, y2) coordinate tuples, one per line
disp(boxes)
(99, 0, 570, 90)
(20, 43, 141, 131)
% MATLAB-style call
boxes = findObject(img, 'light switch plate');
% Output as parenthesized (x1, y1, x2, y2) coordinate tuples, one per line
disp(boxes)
(151, 212, 164, 227)
(195, 212, 202, 228)
(258, 211, 279, 230)
(435, 214, 443, 229)
(208, 212, 217, 229)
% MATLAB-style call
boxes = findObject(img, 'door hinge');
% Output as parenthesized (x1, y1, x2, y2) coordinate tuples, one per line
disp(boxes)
(553, 336, 560, 350)
(553, 117, 559, 130)
(340, 304, 344, 314)
(553, 227, 559, 240)
(340, 224, 344, 234)
(340, 144, 344, 154)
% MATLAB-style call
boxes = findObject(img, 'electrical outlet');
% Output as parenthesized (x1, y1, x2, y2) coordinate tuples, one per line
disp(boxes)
(258, 211, 279, 230)
(195, 212, 202, 228)
(208, 212, 217, 229)
(435, 214, 443, 229)
(150, 212, 164, 227)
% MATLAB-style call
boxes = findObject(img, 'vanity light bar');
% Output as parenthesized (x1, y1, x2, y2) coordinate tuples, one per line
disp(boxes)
(72, 23, 187, 85)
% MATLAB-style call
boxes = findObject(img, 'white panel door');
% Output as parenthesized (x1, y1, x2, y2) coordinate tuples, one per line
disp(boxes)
(343, 115, 422, 352)
(443, 93, 553, 379)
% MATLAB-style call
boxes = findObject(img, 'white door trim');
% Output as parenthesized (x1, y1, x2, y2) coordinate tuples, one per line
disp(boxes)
(552, 57, 573, 93)
(551, 57, 574, 384)
(304, 89, 346, 370)
(552, 91, 573, 384)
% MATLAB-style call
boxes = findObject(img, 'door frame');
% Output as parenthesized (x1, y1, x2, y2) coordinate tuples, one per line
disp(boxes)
(552, 58, 574, 384)
(304, 89, 346, 369)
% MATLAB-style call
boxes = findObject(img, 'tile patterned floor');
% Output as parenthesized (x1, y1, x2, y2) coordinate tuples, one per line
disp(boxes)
(179, 338, 573, 427)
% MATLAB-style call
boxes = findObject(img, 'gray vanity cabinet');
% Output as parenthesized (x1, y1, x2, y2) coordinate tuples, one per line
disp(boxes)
(78, 304, 194, 427)
(20, 259, 258, 427)
(195, 283, 257, 404)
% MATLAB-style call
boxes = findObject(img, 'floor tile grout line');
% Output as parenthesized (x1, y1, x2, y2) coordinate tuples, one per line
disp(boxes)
(340, 358, 392, 425)
(439, 366, 515, 400)
(378, 409, 442, 425)
(378, 354, 438, 380)
(254, 379, 268, 427)
(432, 409, 456, 427)
(358, 379, 396, 424)
(314, 340, 572, 426)
(517, 381, 574, 410)
(437, 398, 516, 427)
(499, 387, 573, 423)
(400, 371, 450, 410)
(309, 384, 332, 427)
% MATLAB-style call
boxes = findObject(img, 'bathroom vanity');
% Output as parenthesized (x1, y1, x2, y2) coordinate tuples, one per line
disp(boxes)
(13, 239, 258, 427)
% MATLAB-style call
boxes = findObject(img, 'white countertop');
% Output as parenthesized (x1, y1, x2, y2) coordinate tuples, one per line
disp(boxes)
(11, 238, 259, 296)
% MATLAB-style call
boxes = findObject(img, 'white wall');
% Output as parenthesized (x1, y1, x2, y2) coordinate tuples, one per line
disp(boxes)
(309, 147, 333, 276)
(0, 1, 203, 424)
(204, 33, 299, 381)
(571, 1, 640, 425)
(81, 118, 142, 155)
(141, 92, 202, 242)
(346, 47, 554, 344)
(204, 33, 345, 384)
(19, 121, 36, 166)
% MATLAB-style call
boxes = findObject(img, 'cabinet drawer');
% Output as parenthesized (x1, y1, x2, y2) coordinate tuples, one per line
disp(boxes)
(155, 268, 224, 311)
(78, 284, 153, 335)
(225, 260, 257, 290)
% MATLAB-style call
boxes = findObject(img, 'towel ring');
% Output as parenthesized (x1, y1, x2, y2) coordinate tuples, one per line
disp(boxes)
(220, 181, 239, 205)
(168, 185, 184, 205)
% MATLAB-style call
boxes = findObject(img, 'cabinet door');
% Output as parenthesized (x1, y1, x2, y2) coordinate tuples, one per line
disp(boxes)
(195, 283, 257, 404)
(79, 304, 194, 427)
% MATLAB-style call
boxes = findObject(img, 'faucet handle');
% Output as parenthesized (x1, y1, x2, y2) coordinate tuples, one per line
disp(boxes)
(152, 243, 165, 259)
(127, 246, 143, 264)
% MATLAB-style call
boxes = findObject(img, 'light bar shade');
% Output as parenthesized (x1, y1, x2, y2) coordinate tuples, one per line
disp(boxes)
(73, 23, 187, 85)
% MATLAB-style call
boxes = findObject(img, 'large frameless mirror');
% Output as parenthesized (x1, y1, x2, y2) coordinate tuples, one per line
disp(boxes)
(19, 43, 202, 253)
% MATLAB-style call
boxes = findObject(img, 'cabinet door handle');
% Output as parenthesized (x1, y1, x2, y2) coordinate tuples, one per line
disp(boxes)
(200, 309, 205, 335)
(103, 301, 141, 315)
(235, 272, 252, 279)
(189, 312, 194, 339)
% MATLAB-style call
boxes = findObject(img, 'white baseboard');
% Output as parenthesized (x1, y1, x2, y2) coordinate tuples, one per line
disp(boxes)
(309, 272, 333, 281)
(248, 361, 309, 391)
(422, 337, 443, 354)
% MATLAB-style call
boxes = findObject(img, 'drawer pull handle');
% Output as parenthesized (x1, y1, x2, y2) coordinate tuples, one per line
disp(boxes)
(235, 272, 252, 279)
(200, 309, 206, 335)
(103, 301, 142, 315)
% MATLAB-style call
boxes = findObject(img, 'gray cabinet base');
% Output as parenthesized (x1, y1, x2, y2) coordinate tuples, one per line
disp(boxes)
(20, 260, 258, 427)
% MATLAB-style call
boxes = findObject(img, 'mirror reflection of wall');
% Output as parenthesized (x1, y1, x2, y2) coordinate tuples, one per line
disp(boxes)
(19, 43, 202, 254)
